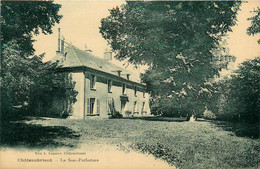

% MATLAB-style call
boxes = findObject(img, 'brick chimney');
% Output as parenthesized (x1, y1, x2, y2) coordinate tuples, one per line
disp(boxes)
(56, 28, 61, 54)
(104, 51, 112, 61)
(61, 36, 65, 55)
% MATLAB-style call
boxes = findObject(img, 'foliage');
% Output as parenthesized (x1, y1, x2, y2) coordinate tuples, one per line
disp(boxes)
(125, 110, 132, 117)
(111, 111, 123, 118)
(1, 42, 77, 120)
(1, 42, 34, 118)
(247, 7, 260, 44)
(203, 109, 217, 120)
(0, 1, 76, 120)
(1, 1, 62, 56)
(100, 1, 241, 117)
(107, 98, 123, 118)
(213, 57, 260, 123)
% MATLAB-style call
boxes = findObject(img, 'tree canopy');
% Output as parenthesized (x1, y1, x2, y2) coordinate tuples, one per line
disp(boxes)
(212, 57, 260, 123)
(0, 1, 76, 119)
(247, 7, 260, 44)
(1, 1, 62, 56)
(100, 1, 241, 117)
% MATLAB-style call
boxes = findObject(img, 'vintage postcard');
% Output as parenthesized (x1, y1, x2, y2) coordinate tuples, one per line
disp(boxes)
(1, 1, 259, 169)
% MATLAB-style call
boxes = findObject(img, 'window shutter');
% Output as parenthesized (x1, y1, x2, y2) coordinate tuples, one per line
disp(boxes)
(86, 98, 90, 115)
(97, 98, 100, 114)
(106, 98, 109, 113)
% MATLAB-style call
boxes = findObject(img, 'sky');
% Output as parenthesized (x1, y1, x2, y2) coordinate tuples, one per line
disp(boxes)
(33, 1, 123, 61)
(33, 1, 260, 72)
(226, 1, 260, 65)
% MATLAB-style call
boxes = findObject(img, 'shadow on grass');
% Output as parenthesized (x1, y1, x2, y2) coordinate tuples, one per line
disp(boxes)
(0, 120, 80, 148)
(211, 120, 259, 139)
(123, 116, 187, 122)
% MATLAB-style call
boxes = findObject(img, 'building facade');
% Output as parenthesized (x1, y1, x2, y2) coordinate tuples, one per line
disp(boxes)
(52, 40, 150, 119)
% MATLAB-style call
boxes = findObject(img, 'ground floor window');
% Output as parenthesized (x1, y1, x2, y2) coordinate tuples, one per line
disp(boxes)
(107, 98, 114, 115)
(121, 101, 127, 113)
(141, 102, 147, 114)
(86, 98, 100, 115)
(90, 98, 95, 114)
(133, 101, 138, 114)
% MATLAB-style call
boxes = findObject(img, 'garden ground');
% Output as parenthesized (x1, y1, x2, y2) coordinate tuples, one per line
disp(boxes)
(1, 117, 259, 169)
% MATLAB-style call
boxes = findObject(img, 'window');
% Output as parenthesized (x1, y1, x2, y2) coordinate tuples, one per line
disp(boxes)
(141, 102, 146, 114)
(108, 79, 112, 93)
(126, 74, 130, 80)
(86, 98, 100, 115)
(122, 83, 126, 95)
(133, 101, 138, 114)
(90, 98, 95, 115)
(107, 98, 113, 115)
(90, 74, 96, 89)
(143, 91, 145, 98)
(117, 71, 121, 77)
(134, 86, 137, 97)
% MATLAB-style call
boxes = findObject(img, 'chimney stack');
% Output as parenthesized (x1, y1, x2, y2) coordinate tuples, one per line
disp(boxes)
(104, 51, 112, 61)
(56, 28, 61, 54)
(61, 36, 65, 55)
(84, 44, 92, 52)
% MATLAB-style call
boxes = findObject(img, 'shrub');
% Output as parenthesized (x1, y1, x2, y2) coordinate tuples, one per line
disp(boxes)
(111, 111, 123, 118)
(203, 110, 216, 120)
(125, 110, 132, 117)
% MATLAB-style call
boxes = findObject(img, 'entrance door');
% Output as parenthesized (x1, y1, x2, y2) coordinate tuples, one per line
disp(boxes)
(121, 101, 126, 114)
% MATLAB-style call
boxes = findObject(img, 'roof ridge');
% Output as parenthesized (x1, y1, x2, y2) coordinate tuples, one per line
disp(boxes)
(72, 45, 128, 72)
(63, 44, 140, 83)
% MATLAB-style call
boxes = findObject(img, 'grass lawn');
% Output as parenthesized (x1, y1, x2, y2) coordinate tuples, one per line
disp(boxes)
(1, 117, 259, 168)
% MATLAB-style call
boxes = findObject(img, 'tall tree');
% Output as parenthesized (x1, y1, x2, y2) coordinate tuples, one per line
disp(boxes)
(214, 57, 260, 123)
(100, 1, 241, 117)
(0, 1, 74, 119)
(1, 1, 62, 56)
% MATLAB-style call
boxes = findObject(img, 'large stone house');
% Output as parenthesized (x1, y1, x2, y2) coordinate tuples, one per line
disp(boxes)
(52, 35, 150, 119)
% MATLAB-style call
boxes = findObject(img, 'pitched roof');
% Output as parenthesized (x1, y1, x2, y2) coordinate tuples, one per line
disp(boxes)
(52, 45, 141, 83)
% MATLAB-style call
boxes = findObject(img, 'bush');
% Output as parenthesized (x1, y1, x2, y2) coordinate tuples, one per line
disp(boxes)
(125, 110, 132, 117)
(111, 111, 123, 118)
(203, 110, 216, 120)
(1, 43, 77, 120)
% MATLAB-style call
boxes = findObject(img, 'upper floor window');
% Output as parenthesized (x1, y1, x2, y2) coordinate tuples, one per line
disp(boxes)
(122, 83, 126, 95)
(108, 79, 112, 93)
(90, 74, 96, 89)
(126, 74, 130, 80)
(134, 86, 137, 97)
(117, 70, 121, 77)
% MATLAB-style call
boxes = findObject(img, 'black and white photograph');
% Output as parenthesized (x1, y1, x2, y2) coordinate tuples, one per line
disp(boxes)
(0, 0, 259, 169)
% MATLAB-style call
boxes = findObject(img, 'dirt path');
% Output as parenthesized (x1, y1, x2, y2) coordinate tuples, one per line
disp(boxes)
(1, 144, 175, 169)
